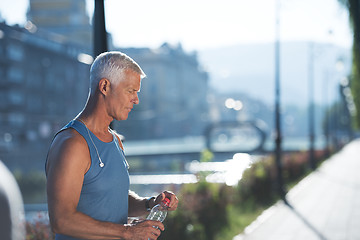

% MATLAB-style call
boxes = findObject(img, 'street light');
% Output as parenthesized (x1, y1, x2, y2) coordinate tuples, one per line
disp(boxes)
(93, 0, 108, 57)
(308, 42, 316, 170)
(274, 0, 286, 200)
(93, 0, 111, 128)
(333, 58, 345, 149)
(225, 98, 243, 111)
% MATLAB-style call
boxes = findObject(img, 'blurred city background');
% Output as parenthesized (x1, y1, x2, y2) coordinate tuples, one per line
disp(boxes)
(0, 0, 358, 239)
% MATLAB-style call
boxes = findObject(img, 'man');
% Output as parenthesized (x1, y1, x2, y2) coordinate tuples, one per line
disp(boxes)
(46, 51, 178, 240)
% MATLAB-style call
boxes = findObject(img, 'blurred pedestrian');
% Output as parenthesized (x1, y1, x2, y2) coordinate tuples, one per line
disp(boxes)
(46, 51, 178, 240)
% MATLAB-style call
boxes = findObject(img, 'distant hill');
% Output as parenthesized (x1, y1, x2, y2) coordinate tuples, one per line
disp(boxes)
(198, 41, 352, 107)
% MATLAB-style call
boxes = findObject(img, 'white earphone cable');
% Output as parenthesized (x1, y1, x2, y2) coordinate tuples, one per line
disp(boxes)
(77, 119, 105, 168)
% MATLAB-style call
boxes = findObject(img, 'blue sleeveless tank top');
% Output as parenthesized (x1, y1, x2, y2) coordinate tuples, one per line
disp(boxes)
(54, 119, 130, 240)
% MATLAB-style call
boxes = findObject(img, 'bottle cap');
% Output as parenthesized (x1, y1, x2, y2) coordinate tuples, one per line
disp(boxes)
(162, 198, 171, 206)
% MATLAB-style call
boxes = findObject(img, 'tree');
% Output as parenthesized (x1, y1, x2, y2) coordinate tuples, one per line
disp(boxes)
(338, 0, 360, 128)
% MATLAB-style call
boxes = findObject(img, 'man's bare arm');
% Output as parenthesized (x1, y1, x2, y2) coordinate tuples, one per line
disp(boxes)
(46, 130, 163, 240)
(128, 191, 155, 218)
(128, 190, 179, 218)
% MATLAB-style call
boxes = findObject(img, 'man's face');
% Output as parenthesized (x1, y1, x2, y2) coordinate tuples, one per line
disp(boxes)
(106, 69, 141, 121)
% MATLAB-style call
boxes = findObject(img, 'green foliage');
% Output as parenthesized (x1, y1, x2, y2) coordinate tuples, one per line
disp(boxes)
(161, 150, 327, 240)
(26, 220, 54, 240)
(160, 180, 230, 240)
(213, 204, 266, 240)
(338, 0, 360, 128)
(237, 156, 277, 205)
(351, 45, 360, 128)
(200, 148, 214, 162)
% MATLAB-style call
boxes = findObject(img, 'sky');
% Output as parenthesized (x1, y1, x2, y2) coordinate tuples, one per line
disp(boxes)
(0, 0, 353, 52)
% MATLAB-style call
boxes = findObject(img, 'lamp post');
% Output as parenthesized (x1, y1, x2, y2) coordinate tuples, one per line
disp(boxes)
(308, 42, 316, 170)
(274, 0, 286, 200)
(93, 0, 112, 128)
(93, 0, 108, 57)
(333, 58, 345, 150)
(323, 70, 330, 158)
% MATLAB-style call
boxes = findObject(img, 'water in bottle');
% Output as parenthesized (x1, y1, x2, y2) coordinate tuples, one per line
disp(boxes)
(146, 197, 170, 222)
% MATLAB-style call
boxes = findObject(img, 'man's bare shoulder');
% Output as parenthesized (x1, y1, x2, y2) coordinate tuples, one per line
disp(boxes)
(55, 128, 84, 141)
(46, 128, 90, 174)
(50, 128, 87, 150)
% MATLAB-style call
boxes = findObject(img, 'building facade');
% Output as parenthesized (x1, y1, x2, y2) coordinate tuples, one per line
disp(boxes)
(0, 22, 90, 171)
(27, 0, 92, 53)
(114, 43, 210, 140)
(0, 21, 210, 170)
(24, 0, 210, 141)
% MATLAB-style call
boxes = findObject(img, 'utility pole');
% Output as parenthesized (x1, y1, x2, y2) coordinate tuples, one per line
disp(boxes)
(93, 0, 108, 58)
(274, 0, 286, 200)
(308, 42, 316, 170)
(93, 0, 112, 128)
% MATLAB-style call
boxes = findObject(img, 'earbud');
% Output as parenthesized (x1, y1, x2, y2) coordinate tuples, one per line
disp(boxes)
(99, 157, 105, 168)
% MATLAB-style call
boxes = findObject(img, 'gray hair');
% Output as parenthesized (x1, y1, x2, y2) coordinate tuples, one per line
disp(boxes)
(89, 51, 146, 95)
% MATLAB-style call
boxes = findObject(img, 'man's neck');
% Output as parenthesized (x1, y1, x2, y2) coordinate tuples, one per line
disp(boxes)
(77, 96, 113, 136)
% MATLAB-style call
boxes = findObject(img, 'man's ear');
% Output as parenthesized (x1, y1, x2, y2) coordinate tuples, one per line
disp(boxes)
(98, 78, 110, 95)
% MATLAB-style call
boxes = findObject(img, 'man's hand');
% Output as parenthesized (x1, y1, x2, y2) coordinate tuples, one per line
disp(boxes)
(154, 191, 179, 211)
(124, 220, 164, 240)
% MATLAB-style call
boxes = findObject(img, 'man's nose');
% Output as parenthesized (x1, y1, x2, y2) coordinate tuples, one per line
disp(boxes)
(133, 94, 139, 105)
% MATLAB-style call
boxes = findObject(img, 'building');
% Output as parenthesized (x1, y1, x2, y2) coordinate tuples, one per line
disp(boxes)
(0, 22, 91, 171)
(27, 0, 92, 53)
(114, 43, 210, 140)
(25, 0, 210, 140)
(0, 21, 210, 171)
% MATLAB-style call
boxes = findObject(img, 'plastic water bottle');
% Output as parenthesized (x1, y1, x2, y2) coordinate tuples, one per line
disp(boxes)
(146, 197, 170, 222)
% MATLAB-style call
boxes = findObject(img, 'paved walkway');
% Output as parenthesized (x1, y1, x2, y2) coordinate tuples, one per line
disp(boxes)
(234, 139, 360, 240)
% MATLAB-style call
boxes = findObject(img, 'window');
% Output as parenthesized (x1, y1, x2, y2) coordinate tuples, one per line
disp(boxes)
(8, 112, 25, 127)
(45, 71, 54, 89)
(0, 66, 4, 83)
(9, 90, 24, 105)
(27, 71, 42, 88)
(0, 90, 6, 109)
(27, 95, 42, 112)
(7, 66, 24, 83)
(7, 44, 24, 61)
